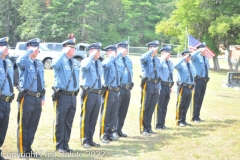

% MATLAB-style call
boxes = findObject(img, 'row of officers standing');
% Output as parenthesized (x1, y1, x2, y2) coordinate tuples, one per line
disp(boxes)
(0, 36, 209, 159)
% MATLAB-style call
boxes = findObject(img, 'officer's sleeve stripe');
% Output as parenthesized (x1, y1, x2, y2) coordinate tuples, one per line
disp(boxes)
(140, 83, 147, 132)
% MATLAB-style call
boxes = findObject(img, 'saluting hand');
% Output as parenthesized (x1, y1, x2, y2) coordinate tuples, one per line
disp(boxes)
(62, 46, 71, 54)
(89, 49, 98, 57)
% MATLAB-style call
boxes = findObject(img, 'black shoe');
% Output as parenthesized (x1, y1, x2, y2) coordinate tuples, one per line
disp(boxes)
(141, 131, 151, 136)
(197, 117, 204, 122)
(148, 130, 157, 134)
(118, 131, 127, 137)
(184, 122, 192, 126)
(113, 132, 119, 139)
(178, 122, 186, 127)
(155, 127, 162, 131)
(57, 148, 67, 153)
(90, 142, 100, 147)
(161, 125, 167, 129)
(65, 148, 74, 153)
(193, 119, 201, 123)
(101, 138, 109, 143)
(83, 143, 91, 148)
(107, 136, 118, 141)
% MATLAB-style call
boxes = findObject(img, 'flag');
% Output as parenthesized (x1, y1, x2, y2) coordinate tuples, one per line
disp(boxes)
(188, 34, 215, 58)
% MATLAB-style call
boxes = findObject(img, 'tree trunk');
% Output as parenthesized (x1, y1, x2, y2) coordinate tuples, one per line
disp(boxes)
(213, 56, 220, 70)
(227, 48, 233, 71)
(235, 57, 240, 72)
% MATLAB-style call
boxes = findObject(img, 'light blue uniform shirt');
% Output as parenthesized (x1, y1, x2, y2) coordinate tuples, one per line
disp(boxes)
(81, 55, 103, 89)
(0, 52, 14, 96)
(102, 53, 124, 87)
(191, 50, 210, 78)
(17, 50, 45, 93)
(140, 50, 161, 89)
(159, 58, 174, 82)
(175, 58, 195, 85)
(51, 52, 80, 91)
(117, 56, 133, 85)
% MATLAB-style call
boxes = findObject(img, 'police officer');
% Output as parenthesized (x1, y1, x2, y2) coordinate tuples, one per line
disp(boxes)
(51, 38, 80, 153)
(100, 44, 123, 143)
(191, 43, 209, 122)
(175, 49, 195, 127)
(155, 46, 174, 130)
(140, 40, 161, 136)
(16, 38, 45, 158)
(0, 37, 14, 160)
(80, 42, 103, 148)
(114, 41, 133, 138)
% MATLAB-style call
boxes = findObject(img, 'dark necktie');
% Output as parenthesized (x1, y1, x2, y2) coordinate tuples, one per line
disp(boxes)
(3, 60, 13, 93)
(152, 58, 158, 80)
(33, 61, 42, 92)
(187, 63, 193, 82)
(203, 56, 208, 78)
(166, 61, 173, 81)
(122, 57, 131, 83)
(95, 61, 101, 88)
(69, 59, 77, 88)
(114, 61, 119, 85)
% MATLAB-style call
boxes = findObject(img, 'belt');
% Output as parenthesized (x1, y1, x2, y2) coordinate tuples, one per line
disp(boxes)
(120, 84, 133, 90)
(195, 76, 210, 82)
(0, 94, 15, 103)
(89, 89, 102, 95)
(147, 78, 161, 84)
(26, 90, 45, 98)
(108, 86, 120, 92)
(60, 90, 78, 96)
(183, 84, 194, 89)
(161, 81, 174, 88)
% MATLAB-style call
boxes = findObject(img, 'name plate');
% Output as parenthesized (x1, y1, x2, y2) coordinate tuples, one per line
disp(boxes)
(228, 72, 240, 85)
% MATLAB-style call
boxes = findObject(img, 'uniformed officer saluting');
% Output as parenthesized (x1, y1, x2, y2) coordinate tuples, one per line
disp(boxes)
(80, 42, 103, 148)
(0, 37, 14, 160)
(113, 41, 133, 138)
(156, 46, 174, 130)
(140, 40, 161, 136)
(190, 43, 209, 122)
(175, 49, 195, 127)
(51, 38, 80, 153)
(16, 38, 45, 158)
(100, 44, 123, 143)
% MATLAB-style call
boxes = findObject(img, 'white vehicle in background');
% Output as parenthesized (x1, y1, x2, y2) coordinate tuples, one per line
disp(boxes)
(9, 42, 60, 69)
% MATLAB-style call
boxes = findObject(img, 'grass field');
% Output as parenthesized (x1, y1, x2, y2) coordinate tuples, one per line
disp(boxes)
(2, 56, 240, 160)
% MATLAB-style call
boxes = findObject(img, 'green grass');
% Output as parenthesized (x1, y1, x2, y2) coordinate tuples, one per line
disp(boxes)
(2, 56, 240, 160)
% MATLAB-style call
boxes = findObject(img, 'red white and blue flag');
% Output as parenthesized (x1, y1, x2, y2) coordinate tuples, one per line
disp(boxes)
(188, 34, 215, 58)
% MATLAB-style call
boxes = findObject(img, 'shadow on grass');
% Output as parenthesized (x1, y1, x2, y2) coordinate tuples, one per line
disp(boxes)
(70, 119, 238, 159)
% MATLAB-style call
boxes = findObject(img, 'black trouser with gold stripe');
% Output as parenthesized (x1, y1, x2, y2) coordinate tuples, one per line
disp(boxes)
(100, 90, 119, 140)
(114, 88, 131, 133)
(192, 79, 207, 121)
(17, 95, 42, 154)
(140, 82, 160, 132)
(80, 92, 101, 144)
(0, 100, 10, 148)
(176, 86, 192, 124)
(156, 85, 170, 128)
(53, 94, 76, 150)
